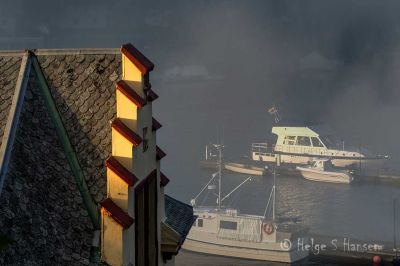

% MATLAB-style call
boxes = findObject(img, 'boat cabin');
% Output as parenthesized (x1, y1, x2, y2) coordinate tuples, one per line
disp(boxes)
(190, 209, 277, 243)
(311, 159, 333, 171)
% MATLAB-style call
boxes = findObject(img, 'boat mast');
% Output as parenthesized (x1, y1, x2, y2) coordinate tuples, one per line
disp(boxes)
(217, 144, 222, 210)
(273, 168, 276, 221)
(395, 199, 398, 258)
(263, 168, 276, 221)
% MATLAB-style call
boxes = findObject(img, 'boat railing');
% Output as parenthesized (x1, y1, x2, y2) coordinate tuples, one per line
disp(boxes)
(276, 144, 327, 155)
(251, 143, 275, 156)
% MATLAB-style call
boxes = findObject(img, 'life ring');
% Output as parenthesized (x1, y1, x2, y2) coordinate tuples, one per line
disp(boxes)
(263, 222, 274, 235)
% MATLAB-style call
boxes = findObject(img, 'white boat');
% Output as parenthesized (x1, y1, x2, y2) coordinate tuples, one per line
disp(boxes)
(224, 162, 266, 176)
(296, 159, 354, 184)
(251, 123, 388, 175)
(184, 144, 310, 263)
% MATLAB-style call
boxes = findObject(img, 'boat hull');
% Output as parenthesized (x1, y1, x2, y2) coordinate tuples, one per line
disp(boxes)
(253, 152, 386, 175)
(224, 163, 265, 176)
(182, 237, 309, 263)
(296, 167, 353, 184)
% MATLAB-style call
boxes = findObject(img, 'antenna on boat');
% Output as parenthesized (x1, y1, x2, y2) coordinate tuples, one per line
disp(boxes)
(395, 199, 398, 259)
(268, 106, 281, 123)
(215, 143, 223, 210)
(273, 168, 276, 220)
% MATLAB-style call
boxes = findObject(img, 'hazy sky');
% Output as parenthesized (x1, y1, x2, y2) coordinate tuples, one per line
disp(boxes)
(2, 0, 400, 185)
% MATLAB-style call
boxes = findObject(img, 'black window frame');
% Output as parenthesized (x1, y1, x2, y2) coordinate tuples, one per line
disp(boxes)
(219, 220, 237, 230)
(197, 218, 203, 227)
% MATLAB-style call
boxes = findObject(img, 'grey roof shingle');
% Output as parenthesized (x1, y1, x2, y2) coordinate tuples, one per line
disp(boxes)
(0, 73, 94, 264)
(0, 56, 22, 146)
(36, 54, 121, 203)
(165, 194, 196, 243)
(0, 51, 121, 265)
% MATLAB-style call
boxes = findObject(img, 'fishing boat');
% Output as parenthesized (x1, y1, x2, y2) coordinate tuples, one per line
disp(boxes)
(296, 159, 354, 184)
(184, 144, 310, 263)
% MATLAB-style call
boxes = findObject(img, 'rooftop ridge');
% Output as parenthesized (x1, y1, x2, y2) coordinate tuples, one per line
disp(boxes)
(33, 48, 120, 55)
(0, 50, 28, 56)
(0, 48, 120, 56)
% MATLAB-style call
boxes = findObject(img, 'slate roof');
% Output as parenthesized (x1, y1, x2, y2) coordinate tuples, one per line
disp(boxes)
(0, 55, 22, 146)
(0, 49, 122, 265)
(164, 194, 196, 244)
(0, 71, 95, 264)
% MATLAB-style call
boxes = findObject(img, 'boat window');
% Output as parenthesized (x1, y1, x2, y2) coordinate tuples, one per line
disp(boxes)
(319, 135, 341, 149)
(296, 136, 311, 146)
(283, 136, 296, 145)
(220, 220, 237, 230)
(311, 137, 324, 147)
(197, 218, 203, 227)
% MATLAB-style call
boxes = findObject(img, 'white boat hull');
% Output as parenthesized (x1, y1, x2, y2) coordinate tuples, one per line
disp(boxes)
(183, 235, 309, 263)
(296, 167, 353, 184)
(253, 152, 385, 169)
(224, 163, 264, 176)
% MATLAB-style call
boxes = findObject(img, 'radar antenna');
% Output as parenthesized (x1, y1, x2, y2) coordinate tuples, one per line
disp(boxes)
(268, 106, 281, 123)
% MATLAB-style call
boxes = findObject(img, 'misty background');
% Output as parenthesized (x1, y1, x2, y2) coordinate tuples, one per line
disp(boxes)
(2, 0, 400, 242)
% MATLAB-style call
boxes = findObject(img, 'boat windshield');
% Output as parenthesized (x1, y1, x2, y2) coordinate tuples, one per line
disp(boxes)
(319, 135, 341, 149)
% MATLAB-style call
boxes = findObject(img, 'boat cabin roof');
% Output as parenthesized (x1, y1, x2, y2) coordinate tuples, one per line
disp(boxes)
(272, 124, 334, 137)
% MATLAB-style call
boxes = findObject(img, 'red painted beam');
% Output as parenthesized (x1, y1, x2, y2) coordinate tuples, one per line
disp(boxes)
(156, 146, 166, 161)
(152, 117, 162, 131)
(111, 118, 142, 146)
(116, 80, 146, 108)
(105, 156, 138, 186)
(160, 172, 170, 187)
(121, 43, 154, 74)
(101, 198, 134, 229)
(147, 88, 159, 102)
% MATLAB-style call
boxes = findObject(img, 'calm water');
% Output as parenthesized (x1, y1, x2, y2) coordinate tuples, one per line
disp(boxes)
(156, 81, 400, 264)
(171, 164, 400, 265)
(168, 158, 400, 243)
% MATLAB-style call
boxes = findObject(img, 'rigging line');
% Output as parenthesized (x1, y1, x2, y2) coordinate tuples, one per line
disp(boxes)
(193, 172, 218, 201)
(263, 186, 274, 218)
(228, 181, 245, 207)
(221, 176, 252, 203)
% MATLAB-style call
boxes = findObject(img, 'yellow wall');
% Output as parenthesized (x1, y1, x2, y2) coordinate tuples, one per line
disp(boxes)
(112, 129, 134, 172)
(102, 212, 123, 266)
(116, 89, 138, 132)
(103, 51, 163, 266)
(107, 168, 129, 211)
(122, 54, 142, 84)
